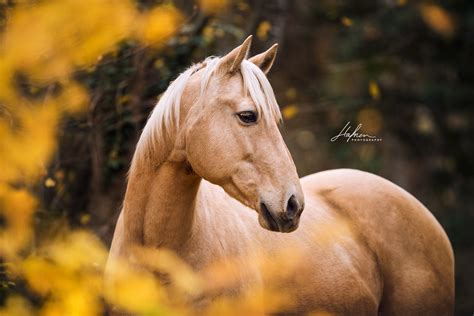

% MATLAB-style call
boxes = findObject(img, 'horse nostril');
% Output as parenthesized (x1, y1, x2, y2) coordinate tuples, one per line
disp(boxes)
(285, 195, 298, 219)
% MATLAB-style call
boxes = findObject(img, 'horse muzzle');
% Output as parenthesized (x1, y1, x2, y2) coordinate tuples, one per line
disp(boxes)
(258, 195, 304, 233)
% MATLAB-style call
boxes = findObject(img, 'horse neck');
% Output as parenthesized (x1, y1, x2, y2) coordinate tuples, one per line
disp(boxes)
(123, 157, 202, 250)
(121, 68, 205, 251)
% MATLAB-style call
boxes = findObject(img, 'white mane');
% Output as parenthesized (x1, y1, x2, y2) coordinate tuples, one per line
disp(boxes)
(132, 56, 282, 168)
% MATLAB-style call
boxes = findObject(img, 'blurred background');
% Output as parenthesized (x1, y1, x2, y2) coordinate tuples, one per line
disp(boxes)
(1, 0, 472, 314)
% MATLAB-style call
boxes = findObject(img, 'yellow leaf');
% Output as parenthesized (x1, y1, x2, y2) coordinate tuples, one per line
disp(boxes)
(3, 0, 136, 82)
(341, 17, 353, 27)
(368, 80, 381, 100)
(46, 231, 108, 272)
(416, 110, 435, 135)
(80, 214, 91, 225)
(138, 5, 183, 46)
(420, 4, 456, 38)
(45, 178, 56, 188)
(57, 83, 89, 114)
(22, 257, 57, 295)
(198, 0, 229, 14)
(54, 170, 65, 181)
(154, 58, 165, 69)
(104, 260, 165, 314)
(282, 105, 299, 120)
(203, 26, 215, 42)
(40, 287, 101, 316)
(257, 21, 271, 40)
(132, 246, 203, 297)
(0, 105, 57, 183)
(0, 186, 37, 258)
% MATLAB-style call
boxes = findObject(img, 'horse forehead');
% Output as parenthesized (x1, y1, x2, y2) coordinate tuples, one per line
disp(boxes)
(212, 72, 245, 94)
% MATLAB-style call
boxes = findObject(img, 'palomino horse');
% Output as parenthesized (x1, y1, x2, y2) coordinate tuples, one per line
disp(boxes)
(106, 36, 454, 315)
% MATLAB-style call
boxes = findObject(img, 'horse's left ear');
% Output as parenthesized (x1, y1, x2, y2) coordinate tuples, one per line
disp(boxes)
(218, 35, 253, 74)
(249, 43, 278, 74)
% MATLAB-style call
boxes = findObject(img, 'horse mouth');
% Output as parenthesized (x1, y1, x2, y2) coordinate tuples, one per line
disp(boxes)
(260, 202, 280, 232)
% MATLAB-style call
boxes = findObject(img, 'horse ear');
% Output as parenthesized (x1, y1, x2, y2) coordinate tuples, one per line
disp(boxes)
(249, 43, 278, 74)
(218, 35, 253, 74)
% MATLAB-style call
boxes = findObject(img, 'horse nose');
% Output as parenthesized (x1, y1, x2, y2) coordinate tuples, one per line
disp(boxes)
(258, 193, 304, 233)
(285, 195, 303, 220)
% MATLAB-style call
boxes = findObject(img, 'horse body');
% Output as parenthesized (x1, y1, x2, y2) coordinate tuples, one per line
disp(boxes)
(106, 37, 454, 315)
(110, 167, 453, 315)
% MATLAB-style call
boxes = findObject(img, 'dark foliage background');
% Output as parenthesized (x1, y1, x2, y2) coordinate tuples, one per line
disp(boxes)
(24, 0, 473, 313)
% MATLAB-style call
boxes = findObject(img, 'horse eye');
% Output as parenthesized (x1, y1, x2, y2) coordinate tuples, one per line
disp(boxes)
(237, 111, 258, 124)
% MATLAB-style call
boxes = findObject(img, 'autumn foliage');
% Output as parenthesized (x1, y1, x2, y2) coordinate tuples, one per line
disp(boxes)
(0, 1, 188, 314)
(0, 0, 471, 314)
